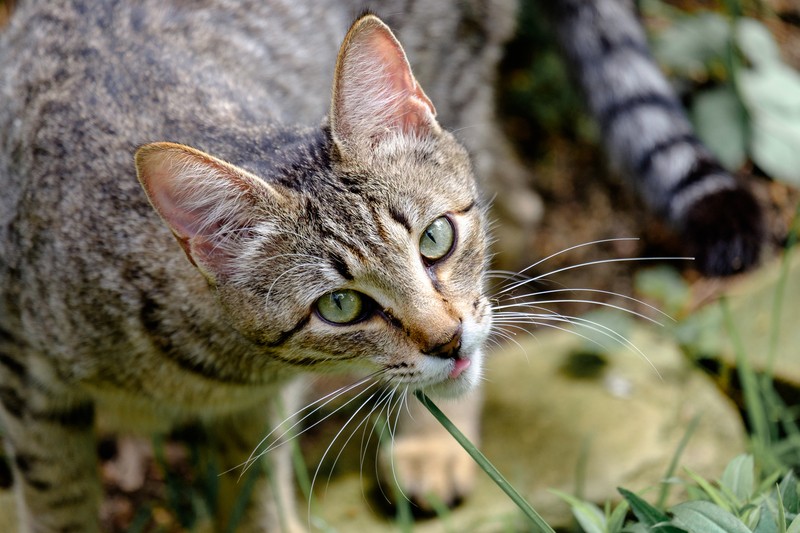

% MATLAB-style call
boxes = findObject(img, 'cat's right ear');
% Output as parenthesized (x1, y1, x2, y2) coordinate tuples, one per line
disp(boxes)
(135, 142, 283, 283)
(330, 14, 439, 156)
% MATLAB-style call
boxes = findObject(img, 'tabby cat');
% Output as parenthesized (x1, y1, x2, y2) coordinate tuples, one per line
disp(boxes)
(0, 0, 763, 532)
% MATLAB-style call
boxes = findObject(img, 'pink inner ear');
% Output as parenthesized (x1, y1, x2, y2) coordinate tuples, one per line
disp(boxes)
(370, 32, 436, 134)
(332, 17, 437, 144)
(136, 143, 253, 281)
(147, 165, 207, 241)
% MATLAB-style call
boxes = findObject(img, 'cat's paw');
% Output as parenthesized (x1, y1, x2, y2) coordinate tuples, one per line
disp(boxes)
(386, 434, 476, 511)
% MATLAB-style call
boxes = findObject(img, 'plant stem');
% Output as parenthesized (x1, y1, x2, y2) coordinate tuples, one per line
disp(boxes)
(414, 390, 556, 533)
(720, 297, 772, 456)
(657, 414, 701, 510)
(768, 200, 800, 373)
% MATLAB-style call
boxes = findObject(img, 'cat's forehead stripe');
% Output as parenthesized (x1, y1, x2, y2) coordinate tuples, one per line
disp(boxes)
(458, 200, 476, 214)
(388, 206, 412, 233)
(329, 252, 354, 281)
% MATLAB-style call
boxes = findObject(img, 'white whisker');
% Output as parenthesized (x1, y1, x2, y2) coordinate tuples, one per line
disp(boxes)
(238, 371, 385, 476)
(497, 254, 691, 296)
(385, 387, 411, 505)
(495, 311, 661, 378)
(494, 297, 664, 326)
(308, 385, 387, 524)
(324, 386, 397, 497)
(487, 325, 530, 359)
(492, 238, 641, 292)
(502, 287, 674, 321)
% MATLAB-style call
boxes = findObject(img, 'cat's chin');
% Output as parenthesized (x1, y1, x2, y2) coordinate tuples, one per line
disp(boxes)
(418, 356, 482, 399)
(422, 381, 473, 399)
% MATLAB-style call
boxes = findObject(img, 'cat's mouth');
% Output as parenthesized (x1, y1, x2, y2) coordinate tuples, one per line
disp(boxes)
(415, 350, 483, 398)
(448, 357, 471, 379)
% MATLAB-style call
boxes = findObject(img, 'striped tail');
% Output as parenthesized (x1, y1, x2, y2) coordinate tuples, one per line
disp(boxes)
(546, 0, 764, 276)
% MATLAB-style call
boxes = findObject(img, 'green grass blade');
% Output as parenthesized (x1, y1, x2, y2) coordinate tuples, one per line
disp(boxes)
(720, 297, 772, 452)
(414, 390, 556, 533)
(657, 414, 701, 510)
(768, 200, 800, 372)
(387, 472, 414, 533)
(683, 466, 732, 511)
(620, 487, 670, 526)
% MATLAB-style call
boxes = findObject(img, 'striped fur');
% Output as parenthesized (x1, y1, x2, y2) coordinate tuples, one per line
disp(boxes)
(0, 4, 494, 531)
(546, 0, 764, 275)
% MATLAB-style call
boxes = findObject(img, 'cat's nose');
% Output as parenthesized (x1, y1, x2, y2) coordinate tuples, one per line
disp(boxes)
(423, 325, 462, 359)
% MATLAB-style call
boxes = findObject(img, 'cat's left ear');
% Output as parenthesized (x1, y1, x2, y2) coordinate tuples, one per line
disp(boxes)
(330, 14, 439, 152)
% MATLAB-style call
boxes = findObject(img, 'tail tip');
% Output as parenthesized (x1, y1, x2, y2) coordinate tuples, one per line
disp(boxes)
(680, 186, 765, 277)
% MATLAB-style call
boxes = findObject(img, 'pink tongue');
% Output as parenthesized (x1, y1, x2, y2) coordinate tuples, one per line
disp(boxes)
(449, 358, 471, 379)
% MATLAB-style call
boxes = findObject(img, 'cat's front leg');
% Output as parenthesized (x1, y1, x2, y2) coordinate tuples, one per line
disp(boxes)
(0, 385, 101, 533)
(386, 389, 482, 511)
(204, 383, 305, 533)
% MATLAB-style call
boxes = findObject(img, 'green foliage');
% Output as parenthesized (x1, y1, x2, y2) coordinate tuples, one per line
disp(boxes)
(643, 1, 800, 185)
(553, 455, 800, 533)
(556, 203, 800, 533)
(634, 266, 691, 319)
(499, 0, 596, 149)
(634, 265, 729, 359)
(619, 491, 693, 533)
(552, 489, 629, 533)
(692, 86, 748, 170)
(671, 500, 751, 533)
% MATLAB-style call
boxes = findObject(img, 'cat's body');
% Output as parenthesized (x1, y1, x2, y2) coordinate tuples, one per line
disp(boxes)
(0, 2, 503, 531)
(0, 0, 764, 531)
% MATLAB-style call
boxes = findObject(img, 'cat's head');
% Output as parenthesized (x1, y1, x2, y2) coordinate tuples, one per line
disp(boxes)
(134, 15, 491, 397)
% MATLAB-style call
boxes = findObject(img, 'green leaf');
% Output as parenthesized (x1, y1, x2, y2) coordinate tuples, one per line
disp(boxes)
(736, 18, 783, 67)
(749, 111, 800, 186)
(780, 472, 799, 515)
(619, 488, 670, 526)
(671, 501, 753, 533)
(684, 467, 733, 511)
(654, 526, 692, 533)
(574, 503, 608, 533)
(737, 63, 800, 186)
(607, 500, 630, 533)
(634, 266, 690, 317)
(753, 501, 778, 533)
(691, 86, 748, 171)
(739, 65, 800, 114)
(672, 305, 725, 357)
(652, 12, 731, 79)
(551, 490, 606, 533)
(787, 514, 800, 533)
(721, 455, 755, 503)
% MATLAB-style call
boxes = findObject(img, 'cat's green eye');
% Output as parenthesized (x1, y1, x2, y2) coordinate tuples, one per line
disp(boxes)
(419, 216, 455, 262)
(316, 289, 364, 324)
